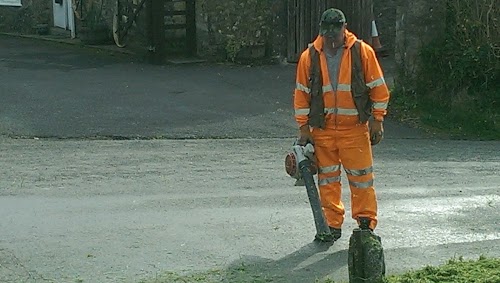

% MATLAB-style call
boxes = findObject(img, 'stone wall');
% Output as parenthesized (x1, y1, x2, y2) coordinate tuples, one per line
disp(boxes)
(374, 0, 396, 54)
(196, 0, 286, 61)
(266, 0, 288, 60)
(395, 0, 446, 82)
(74, 0, 287, 60)
(72, 0, 149, 47)
(0, 0, 288, 62)
(73, 0, 115, 32)
(0, 0, 52, 33)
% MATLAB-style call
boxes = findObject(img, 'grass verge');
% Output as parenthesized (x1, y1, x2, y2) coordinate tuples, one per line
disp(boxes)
(140, 256, 500, 283)
(388, 87, 500, 140)
(385, 256, 500, 283)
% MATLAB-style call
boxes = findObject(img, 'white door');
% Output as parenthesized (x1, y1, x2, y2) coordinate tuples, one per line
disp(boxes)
(53, 0, 68, 29)
(53, 0, 76, 37)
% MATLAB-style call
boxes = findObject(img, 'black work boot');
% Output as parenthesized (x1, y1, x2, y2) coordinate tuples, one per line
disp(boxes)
(359, 217, 373, 231)
(314, 227, 341, 243)
(330, 227, 342, 240)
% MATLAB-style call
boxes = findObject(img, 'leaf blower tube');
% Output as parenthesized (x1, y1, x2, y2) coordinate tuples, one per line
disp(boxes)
(289, 144, 332, 241)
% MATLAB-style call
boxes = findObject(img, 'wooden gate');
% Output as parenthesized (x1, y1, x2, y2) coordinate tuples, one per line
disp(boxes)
(287, 0, 373, 62)
(164, 0, 196, 56)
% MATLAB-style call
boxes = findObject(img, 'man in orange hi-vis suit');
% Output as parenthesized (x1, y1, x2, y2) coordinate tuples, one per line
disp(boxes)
(294, 8, 390, 242)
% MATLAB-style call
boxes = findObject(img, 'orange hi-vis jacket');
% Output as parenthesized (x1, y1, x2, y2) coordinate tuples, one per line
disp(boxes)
(294, 30, 390, 129)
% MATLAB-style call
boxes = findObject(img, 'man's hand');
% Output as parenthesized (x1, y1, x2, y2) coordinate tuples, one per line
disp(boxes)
(298, 125, 313, 146)
(370, 120, 384, 145)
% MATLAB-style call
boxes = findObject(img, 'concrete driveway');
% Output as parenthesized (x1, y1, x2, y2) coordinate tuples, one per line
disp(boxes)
(0, 35, 498, 283)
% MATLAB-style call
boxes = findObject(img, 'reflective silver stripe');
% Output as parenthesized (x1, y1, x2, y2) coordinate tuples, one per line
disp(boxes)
(366, 77, 386, 89)
(349, 179, 374, 189)
(295, 108, 310, 116)
(296, 83, 311, 94)
(337, 108, 359, 115)
(324, 108, 359, 115)
(373, 102, 388, 110)
(337, 84, 351, 91)
(319, 176, 341, 186)
(345, 166, 373, 176)
(319, 165, 341, 174)
(322, 84, 333, 93)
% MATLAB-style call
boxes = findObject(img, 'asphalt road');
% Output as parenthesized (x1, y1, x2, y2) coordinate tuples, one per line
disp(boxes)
(0, 35, 295, 139)
(0, 35, 499, 283)
(0, 34, 422, 140)
(1, 138, 499, 283)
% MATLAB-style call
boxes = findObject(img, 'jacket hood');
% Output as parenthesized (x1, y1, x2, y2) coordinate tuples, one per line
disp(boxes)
(312, 29, 358, 51)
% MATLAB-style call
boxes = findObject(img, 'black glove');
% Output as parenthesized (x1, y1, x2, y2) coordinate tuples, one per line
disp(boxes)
(370, 120, 384, 145)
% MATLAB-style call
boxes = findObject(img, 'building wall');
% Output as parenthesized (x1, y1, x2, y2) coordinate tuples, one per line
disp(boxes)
(395, 0, 446, 81)
(73, 0, 287, 60)
(374, 0, 396, 54)
(0, 0, 52, 33)
(195, 0, 286, 60)
(1, 0, 399, 64)
(0, 0, 288, 61)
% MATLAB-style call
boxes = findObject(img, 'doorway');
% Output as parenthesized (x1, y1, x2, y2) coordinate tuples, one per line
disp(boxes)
(53, 0, 76, 37)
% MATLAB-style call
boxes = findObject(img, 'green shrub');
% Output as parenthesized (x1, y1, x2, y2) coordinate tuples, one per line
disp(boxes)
(393, 0, 499, 139)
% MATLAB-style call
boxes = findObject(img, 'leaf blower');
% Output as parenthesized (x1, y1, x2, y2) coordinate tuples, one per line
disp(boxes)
(285, 142, 333, 241)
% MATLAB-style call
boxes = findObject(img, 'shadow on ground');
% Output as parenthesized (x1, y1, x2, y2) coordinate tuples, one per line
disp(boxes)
(146, 242, 348, 283)
(220, 242, 347, 283)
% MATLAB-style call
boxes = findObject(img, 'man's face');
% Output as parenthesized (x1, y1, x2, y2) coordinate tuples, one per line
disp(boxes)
(322, 23, 346, 48)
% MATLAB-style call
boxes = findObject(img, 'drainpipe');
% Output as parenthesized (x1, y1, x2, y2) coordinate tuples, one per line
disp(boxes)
(68, 0, 76, 38)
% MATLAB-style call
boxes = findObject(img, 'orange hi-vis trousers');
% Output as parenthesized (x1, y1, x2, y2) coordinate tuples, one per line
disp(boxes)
(312, 124, 378, 230)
